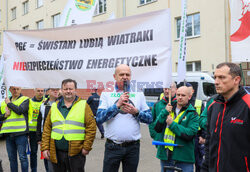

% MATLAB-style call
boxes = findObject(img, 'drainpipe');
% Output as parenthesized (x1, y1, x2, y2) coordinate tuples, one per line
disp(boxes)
(123, 0, 126, 17)
(6, 0, 8, 30)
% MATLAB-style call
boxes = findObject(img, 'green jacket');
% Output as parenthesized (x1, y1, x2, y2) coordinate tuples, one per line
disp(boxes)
(148, 97, 177, 161)
(199, 97, 215, 131)
(154, 103, 199, 163)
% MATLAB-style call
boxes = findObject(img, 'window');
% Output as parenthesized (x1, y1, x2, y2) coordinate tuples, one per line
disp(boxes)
(203, 82, 216, 97)
(0, 32, 1, 45)
(177, 13, 200, 38)
(0, 10, 1, 22)
(23, 25, 29, 30)
(52, 13, 60, 28)
(186, 61, 201, 72)
(11, 7, 17, 20)
(94, 0, 106, 15)
(37, 0, 43, 8)
(139, 0, 157, 5)
(37, 20, 44, 29)
(23, 1, 29, 15)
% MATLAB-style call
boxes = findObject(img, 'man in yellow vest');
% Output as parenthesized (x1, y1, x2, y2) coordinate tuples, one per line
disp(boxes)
(29, 88, 44, 172)
(0, 86, 31, 172)
(154, 86, 199, 172)
(41, 79, 96, 172)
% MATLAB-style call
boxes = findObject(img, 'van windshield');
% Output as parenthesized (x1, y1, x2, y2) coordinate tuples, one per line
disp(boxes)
(203, 82, 216, 97)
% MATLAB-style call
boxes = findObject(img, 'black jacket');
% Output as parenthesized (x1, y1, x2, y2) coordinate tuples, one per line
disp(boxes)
(36, 98, 54, 142)
(201, 87, 250, 172)
(0, 94, 29, 137)
(87, 93, 100, 116)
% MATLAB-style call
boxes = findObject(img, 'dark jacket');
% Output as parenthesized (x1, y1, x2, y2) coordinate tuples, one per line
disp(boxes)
(87, 93, 100, 115)
(154, 103, 199, 163)
(36, 98, 54, 142)
(148, 96, 177, 160)
(0, 94, 29, 137)
(201, 87, 250, 172)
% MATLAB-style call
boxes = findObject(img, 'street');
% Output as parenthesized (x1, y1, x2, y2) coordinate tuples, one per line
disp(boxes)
(0, 124, 160, 172)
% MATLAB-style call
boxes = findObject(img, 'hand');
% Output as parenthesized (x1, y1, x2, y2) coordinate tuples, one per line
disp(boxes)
(43, 150, 50, 160)
(116, 92, 129, 108)
(199, 136, 206, 144)
(166, 115, 173, 125)
(121, 102, 139, 115)
(82, 148, 89, 156)
(5, 97, 10, 104)
(5, 107, 10, 118)
(165, 103, 172, 113)
(37, 141, 41, 145)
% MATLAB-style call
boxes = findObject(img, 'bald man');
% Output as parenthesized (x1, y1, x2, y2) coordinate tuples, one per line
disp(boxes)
(96, 64, 153, 172)
(0, 86, 31, 172)
(154, 86, 199, 172)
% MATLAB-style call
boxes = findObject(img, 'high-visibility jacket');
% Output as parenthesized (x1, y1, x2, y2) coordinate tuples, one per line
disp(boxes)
(51, 100, 86, 141)
(29, 98, 44, 131)
(194, 99, 202, 115)
(160, 93, 164, 100)
(0, 96, 31, 134)
(164, 111, 185, 151)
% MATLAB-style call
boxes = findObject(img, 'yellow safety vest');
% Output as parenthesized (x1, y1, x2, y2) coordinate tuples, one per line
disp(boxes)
(160, 93, 164, 100)
(0, 96, 32, 134)
(29, 98, 44, 131)
(51, 100, 86, 141)
(164, 111, 185, 151)
(194, 99, 202, 116)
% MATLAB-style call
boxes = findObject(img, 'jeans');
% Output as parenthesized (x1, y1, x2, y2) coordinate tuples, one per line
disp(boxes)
(160, 155, 194, 172)
(52, 150, 86, 172)
(44, 159, 54, 172)
(6, 135, 29, 172)
(96, 122, 104, 135)
(194, 136, 205, 172)
(29, 132, 38, 172)
(103, 140, 140, 172)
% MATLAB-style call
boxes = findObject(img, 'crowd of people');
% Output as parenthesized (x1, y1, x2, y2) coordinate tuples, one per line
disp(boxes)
(0, 62, 249, 172)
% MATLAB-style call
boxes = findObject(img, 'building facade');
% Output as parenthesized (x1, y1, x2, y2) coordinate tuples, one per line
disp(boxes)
(0, 0, 231, 74)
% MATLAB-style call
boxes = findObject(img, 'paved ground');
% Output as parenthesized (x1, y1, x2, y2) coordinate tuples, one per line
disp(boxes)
(0, 124, 160, 172)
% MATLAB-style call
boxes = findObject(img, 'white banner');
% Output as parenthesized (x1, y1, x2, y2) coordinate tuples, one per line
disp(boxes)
(177, 0, 187, 83)
(59, 0, 97, 26)
(230, 0, 250, 62)
(3, 9, 172, 91)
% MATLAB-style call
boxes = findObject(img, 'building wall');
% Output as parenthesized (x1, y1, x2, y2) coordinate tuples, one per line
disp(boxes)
(0, 0, 233, 95)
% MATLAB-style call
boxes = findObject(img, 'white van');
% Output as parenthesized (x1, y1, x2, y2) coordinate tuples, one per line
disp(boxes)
(144, 72, 216, 108)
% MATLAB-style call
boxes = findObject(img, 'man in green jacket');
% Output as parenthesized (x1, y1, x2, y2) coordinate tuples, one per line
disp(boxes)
(154, 86, 199, 172)
(148, 82, 177, 172)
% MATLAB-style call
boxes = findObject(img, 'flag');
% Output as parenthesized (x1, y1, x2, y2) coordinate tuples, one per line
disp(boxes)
(59, 0, 97, 27)
(177, 0, 188, 83)
(230, 0, 250, 62)
(0, 56, 7, 101)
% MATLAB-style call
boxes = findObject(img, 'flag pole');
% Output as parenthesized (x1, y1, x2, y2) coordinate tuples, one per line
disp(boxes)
(168, 88, 171, 105)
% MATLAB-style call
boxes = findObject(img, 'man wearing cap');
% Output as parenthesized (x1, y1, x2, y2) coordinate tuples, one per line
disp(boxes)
(37, 88, 60, 172)
(148, 82, 177, 172)
(87, 89, 104, 139)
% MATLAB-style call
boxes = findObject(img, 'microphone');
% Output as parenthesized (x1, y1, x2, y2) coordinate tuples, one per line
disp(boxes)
(123, 80, 128, 93)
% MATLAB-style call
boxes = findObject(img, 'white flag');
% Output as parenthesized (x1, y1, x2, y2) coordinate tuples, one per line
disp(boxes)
(0, 56, 7, 101)
(59, 0, 97, 27)
(230, 0, 250, 62)
(177, 0, 187, 84)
